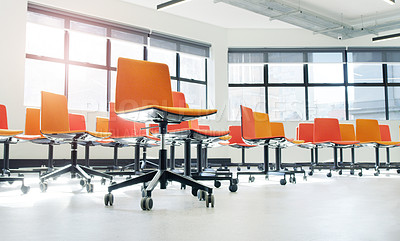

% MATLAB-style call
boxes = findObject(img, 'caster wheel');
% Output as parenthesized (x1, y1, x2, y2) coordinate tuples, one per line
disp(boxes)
(228, 184, 238, 192)
(265, 175, 269, 180)
(246, 165, 250, 170)
(197, 190, 206, 201)
(258, 164, 264, 171)
(280, 179, 287, 185)
(191, 188, 198, 197)
(8, 181, 14, 185)
(214, 181, 221, 188)
(358, 172, 363, 177)
(79, 179, 87, 187)
(86, 183, 94, 193)
(350, 170, 355, 175)
(140, 197, 153, 211)
(303, 176, 307, 181)
(104, 193, 114, 206)
(126, 176, 132, 180)
(374, 172, 379, 176)
(397, 169, 400, 174)
(308, 171, 313, 176)
(181, 184, 186, 190)
(386, 168, 390, 171)
(101, 178, 106, 185)
(39, 182, 48, 192)
(21, 185, 30, 194)
(237, 166, 241, 171)
(292, 177, 296, 184)
(18, 173, 24, 177)
(205, 195, 215, 208)
(338, 170, 342, 175)
(111, 181, 117, 185)
(327, 172, 332, 178)
(249, 176, 255, 182)
(289, 176, 293, 183)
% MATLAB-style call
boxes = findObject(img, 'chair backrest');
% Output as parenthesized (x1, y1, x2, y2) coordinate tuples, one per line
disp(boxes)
(41, 91, 70, 133)
(313, 118, 341, 142)
(109, 102, 145, 138)
(24, 108, 41, 135)
(172, 91, 187, 108)
(228, 126, 245, 144)
(270, 122, 285, 137)
(240, 105, 271, 139)
(69, 113, 86, 131)
(298, 123, 314, 142)
(115, 58, 173, 113)
(379, 124, 391, 141)
(356, 119, 381, 142)
(0, 104, 8, 129)
(96, 117, 109, 133)
(339, 123, 356, 141)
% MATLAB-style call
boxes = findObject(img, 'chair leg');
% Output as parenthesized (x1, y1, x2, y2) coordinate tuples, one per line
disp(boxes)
(165, 170, 213, 194)
(40, 164, 72, 182)
(79, 165, 113, 180)
(108, 170, 158, 193)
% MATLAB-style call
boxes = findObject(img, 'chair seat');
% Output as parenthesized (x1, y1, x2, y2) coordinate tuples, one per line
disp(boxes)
(0, 129, 23, 137)
(376, 141, 400, 146)
(117, 105, 217, 123)
(243, 135, 286, 146)
(229, 143, 257, 148)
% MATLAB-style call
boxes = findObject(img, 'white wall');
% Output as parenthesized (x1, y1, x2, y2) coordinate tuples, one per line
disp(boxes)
(1, 0, 399, 166)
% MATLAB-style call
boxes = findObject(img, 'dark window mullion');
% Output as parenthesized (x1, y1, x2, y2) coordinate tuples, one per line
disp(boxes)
(304, 63, 309, 120)
(264, 64, 268, 113)
(383, 63, 389, 120)
(176, 53, 180, 92)
(343, 50, 349, 120)
(106, 38, 111, 111)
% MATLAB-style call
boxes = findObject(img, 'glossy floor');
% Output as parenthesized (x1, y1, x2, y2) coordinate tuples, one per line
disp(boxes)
(0, 169, 399, 241)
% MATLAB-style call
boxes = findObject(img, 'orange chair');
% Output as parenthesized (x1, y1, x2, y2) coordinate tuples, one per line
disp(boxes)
(0, 104, 30, 193)
(105, 58, 217, 210)
(313, 118, 360, 177)
(337, 123, 359, 175)
(294, 123, 317, 174)
(239, 105, 303, 185)
(16, 108, 61, 174)
(38, 91, 112, 193)
(356, 119, 400, 176)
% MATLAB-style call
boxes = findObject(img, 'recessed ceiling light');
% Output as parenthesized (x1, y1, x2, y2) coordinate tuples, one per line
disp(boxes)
(382, 0, 395, 5)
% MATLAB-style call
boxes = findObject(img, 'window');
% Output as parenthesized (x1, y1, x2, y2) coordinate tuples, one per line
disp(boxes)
(228, 48, 400, 121)
(25, 4, 210, 112)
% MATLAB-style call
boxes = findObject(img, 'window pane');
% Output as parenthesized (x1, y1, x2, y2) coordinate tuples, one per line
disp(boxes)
(68, 65, 107, 112)
(70, 21, 106, 36)
(347, 52, 383, 62)
(228, 87, 265, 121)
(228, 52, 264, 63)
(69, 31, 107, 65)
(387, 64, 400, 83)
(26, 23, 65, 58)
(111, 39, 143, 67)
(228, 64, 264, 84)
(308, 52, 343, 63)
(268, 87, 305, 121)
(171, 79, 177, 91)
(24, 59, 65, 107)
(348, 63, 383, 83)
(180, 53, 205, 81)
(180, 82, 206, 109)
(147, 47, 176, 76)
(348, 87, 385, 120)
(308, 63, 344, 83)
(268, 64, 303, 83)
(388, 87, 400, 119)
(268, 52, 303, 63)
(308, 87, 345, 120)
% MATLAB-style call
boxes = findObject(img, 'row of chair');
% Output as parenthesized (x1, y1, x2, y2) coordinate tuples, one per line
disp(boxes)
(2, 57, 400, 211)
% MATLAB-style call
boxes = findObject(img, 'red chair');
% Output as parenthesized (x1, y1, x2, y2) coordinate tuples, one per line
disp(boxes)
(0, 104, 30, 194)
(227, 125, 257, 171)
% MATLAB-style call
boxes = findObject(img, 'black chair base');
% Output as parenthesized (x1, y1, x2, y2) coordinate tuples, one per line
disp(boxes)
(0, 175, 30, 194)
(104, 169, 214, 210)
(39, 163, 113, 193)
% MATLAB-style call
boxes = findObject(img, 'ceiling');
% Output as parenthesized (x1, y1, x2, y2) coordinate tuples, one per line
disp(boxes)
(121, 0, 400, 39)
